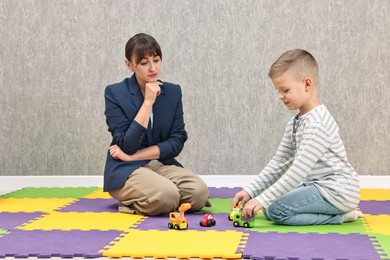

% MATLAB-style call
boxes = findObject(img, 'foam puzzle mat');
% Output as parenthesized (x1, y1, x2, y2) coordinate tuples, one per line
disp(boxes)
(1, 187, 389, 259)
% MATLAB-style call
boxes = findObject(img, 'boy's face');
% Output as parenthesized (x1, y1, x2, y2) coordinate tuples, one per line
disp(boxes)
(272, 71, 310, 112)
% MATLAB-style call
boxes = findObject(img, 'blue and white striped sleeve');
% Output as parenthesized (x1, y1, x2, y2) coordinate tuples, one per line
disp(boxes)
(256, 121, 331, 208)
(244, 120, 295, 199)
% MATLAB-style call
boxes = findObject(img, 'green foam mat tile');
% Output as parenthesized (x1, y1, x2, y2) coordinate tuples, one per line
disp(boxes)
(201, 199, 367, 235)
(371, 234, 390, 259)
(1, 187, 100, 199)
(0, 229, 9, 235)
(250, 212, 367, 234)
(200, 198, 232, 214)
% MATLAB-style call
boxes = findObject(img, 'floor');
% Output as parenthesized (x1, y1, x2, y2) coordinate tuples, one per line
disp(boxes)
(1, 175, 390, 260)
(0, 176, 251, 260)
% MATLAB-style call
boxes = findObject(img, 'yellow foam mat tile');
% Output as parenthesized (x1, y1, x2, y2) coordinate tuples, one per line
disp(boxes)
(100, 229, 243, 259)
(360, 189, 390, 201)
(84, 188, 112, 199)
(18, 212, 145, 231)
(0, 198, 76, 212)
(362, 214, 390, 235)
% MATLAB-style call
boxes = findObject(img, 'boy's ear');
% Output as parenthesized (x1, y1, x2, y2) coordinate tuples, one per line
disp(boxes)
(303, 76, 313, 92)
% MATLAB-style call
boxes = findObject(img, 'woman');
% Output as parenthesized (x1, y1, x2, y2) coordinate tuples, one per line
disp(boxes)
(104, 33, 210, 215)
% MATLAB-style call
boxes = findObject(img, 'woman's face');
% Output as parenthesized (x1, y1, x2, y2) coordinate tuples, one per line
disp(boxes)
(126, 55, 161, 86)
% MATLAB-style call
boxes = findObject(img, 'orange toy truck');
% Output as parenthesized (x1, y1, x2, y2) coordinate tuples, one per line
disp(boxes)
(168, 203, 191, 230)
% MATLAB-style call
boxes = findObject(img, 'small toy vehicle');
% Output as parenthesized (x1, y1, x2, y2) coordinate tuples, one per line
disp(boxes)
(229, 206, 255, 228)
(229, 206, 241, 221)
(199, 213, 216, 227)
(168, 203, 191, 230)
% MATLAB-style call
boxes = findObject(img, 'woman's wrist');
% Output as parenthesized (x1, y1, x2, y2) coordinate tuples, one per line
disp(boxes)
(126, 153, 135, 161)
(142, 99, 154, 108)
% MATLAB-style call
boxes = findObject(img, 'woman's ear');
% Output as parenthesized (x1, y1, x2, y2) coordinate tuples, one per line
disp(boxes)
(125, 59, 133, 71)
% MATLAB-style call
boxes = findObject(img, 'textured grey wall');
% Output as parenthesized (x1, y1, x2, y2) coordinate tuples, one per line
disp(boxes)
(1, 0, 389, 177)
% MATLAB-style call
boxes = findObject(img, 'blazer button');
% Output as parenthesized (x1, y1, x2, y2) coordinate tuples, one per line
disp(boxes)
(138, 134, 145, 144)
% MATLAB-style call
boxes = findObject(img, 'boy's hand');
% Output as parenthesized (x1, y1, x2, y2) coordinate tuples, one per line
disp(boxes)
(242, 198, 263, 218)
(232, 190, 251, 208)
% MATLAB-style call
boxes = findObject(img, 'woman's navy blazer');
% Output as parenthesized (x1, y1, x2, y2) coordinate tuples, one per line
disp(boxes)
(103, 74, 187, 192)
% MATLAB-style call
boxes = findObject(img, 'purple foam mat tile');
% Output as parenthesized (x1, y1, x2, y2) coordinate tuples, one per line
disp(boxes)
(242, 231, 381, 260)
(14, 255, 29, 258)
(61, 254, 75, 258)
(208, 187, 242, 199)
(58, 198, 118, 212)
(136, 212, 240, 231)
(0, 230, 121, 257)
(0, 212, 44, 230)
(83, 254, 102, 258)
(359, 201, 390, 215)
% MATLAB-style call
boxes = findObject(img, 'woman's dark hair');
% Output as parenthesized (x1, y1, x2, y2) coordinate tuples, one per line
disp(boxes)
(125, 33, 162, 65)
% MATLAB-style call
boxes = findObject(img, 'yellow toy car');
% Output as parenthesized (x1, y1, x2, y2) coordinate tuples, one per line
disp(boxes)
(168, 203, 191, 230)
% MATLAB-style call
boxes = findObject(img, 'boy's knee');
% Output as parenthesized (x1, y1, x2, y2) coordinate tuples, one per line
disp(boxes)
(267, 202, 291, 225)
(262, 208, 271, 220)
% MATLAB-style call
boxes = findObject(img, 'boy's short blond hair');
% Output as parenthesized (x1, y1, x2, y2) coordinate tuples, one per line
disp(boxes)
(268, 49, 318, 83)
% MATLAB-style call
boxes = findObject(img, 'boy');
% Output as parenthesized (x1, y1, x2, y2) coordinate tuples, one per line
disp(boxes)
(232, 49, 362, 225)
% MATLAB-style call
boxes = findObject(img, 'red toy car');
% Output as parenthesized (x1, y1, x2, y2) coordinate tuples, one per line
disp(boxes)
(199, 213, 216, 227)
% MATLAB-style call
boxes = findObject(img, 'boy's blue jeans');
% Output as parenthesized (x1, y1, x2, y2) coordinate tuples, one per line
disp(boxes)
(263, 183, 344, 225)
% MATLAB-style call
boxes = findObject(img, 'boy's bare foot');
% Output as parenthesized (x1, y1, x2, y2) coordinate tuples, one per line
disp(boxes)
(342, 209, 364, 222)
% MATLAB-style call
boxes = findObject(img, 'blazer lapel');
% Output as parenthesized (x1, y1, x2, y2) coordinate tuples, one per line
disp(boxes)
(151, 84, 165, 142)
(128, 74, 144, 112)
(128, 74, 155, 145)
(127, 75, 167, 145)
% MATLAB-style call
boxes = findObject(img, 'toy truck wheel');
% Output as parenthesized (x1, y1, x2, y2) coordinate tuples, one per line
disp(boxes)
(233, 221, 239, 227)
(208, 220, 216, 226)
(168, 223, 173, 229)
(244, 222, 249, 228)
(228, 215, 232, 221)
(174, 224, 180, 230)
(199, 221, 203, 227)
